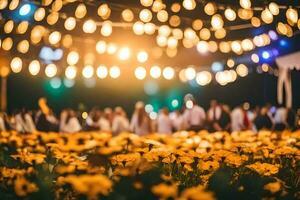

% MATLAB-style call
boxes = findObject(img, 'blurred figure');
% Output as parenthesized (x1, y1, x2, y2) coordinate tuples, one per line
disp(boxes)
(274, 105, 288, 131)
(35, 98, 59, 132)
(0, 112, 11, 131)
(254, 107, 273, 131)
(219, 105, 231, 132)
(86, 108, 102, 131)
(231, 104, 250, 131)
(207, 100, 222, 132)
(112, 107, 129, 135)
(15, 109, 36, 133)
(60, 109, 81, 133)
(130, 101, 152, 135)
(170, 110, 185, 132)
(183, 96, 206, 132)
(157, 108, 172, 134)
(287, 108, 296, 131)
(99, 108, 112, 132)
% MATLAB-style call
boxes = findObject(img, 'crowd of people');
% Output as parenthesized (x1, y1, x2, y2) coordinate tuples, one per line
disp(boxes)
(0, 96, 299, 135)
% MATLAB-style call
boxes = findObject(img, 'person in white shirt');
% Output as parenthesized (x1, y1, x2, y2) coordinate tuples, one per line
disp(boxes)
(112, 107, 129, 135)
(99, 108, 112, 132)
(15, 110, 36, 133)
(274, 106, 288, 131)
(86, 108, 102, 131)
(130, 101, 152, 136)
(183, 99, 206, 131)
(170, 110, 185, 131)
(231, 105, 250, 132)
(157, 108, 172, 134)
(60, 109, 81, 133)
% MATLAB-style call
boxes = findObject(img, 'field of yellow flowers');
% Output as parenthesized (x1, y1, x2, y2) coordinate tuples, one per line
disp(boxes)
(0, 130, 299, 200)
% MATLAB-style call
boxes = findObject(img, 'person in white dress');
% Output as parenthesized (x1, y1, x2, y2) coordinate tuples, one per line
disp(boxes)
(130, 101, 152, 136)
(170, 110, 185, 131)
(112, 107, 129, 135)
(60, 109, 81, 133)
(99, 108, 112, 132)
(157, 108, 172, 134)
(15, 110, 36, 133)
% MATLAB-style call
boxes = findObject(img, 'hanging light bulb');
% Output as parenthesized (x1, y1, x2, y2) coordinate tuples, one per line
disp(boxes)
(4, 20, 14, 34)
(144, 23, 156, 35)
(286, 7, 298, 24)
(10, 57, 22, 73)
(49, 31, 61, 45)
(64, 17, 76, 31)
(135, 66, 147, 80)
(204, 2, 216, 16)
(118, 47, 131, 61)
(133, 21, 145, 35)
(83, 19, 97, 33)
(122, 9, 134, 22)
(150, 65, 161, 79)
(67, 51, 79, 65)
(162, 67, 175, 80)
(268, 2, 279, 16)
(96, 65, 108, 79)
(17, 40, 29, 54)
(225, 8, 236, 21)
(96, 40, 107, 54)
(29, 60, 40, 76)
(45, 63, 57, 78)
(240, 0, 251, 9)
(183, 0, 196, 10)
(97, 3, 111, 19)
(157, 10, 168, 22)
(75, 3, 87, 19)
(261, 8, 273, 24)
(139, 9, 152, 22)
(236, 64, 248, 77)
(211, 14, 224, 29)
(65, 66, 77, 79)
(82, 65, 94, 78)
(197, 41, 209, 54)
(196, 71, 212, 86)
(109, 66, 121, 79)
(34, 7, 46, 21)
(140, 0, 153, 7)
(107, 43, 118, 54)
(17, 21, 29, 34)
(101, 21, 112, 36)
(137, 51, 149, 63)
(184, 66, 196, 80)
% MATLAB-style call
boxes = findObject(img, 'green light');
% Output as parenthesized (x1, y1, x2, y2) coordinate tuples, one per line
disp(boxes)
(50, 77, 62, 89)
(171, 99, 179, 108)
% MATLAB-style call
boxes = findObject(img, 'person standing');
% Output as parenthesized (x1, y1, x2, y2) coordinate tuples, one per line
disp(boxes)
(60, 109, 81, 133)
(130, 101, 152, 136)
(112, 107, 129, 135)
(157, 108, 173, 134)
(207, 100, 222, 132)
(231, 104, 250, 131)
(183, 96, 206, 132)
(253, 107, 273, 131)
(274, 106, 288, 131)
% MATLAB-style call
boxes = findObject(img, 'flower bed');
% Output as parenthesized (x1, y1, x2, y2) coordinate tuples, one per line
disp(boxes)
(0, 130, 300, 199)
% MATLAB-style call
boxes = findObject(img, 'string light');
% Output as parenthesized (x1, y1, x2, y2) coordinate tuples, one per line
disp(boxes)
(211, 14, 224, 29)
(17, 21, 29, 34)
(162, 67, 175, 80)
(4, 20, 14, 34)
(109, 66, 121, 79)
(45, 63, 57, 78)
(10, 57, 22, 73)
(98, 4, 111, 19)
(96, 65, 108, 79)
(133, 21, 145, 35)
(286, 7, 298, 24)
(144, 23, 156, 35)
(204, 2, 216, 16)
(157, 10, 168, 22)
(196, 71, 212, 86)
(17, 40, 29, 54)
(269, 2, 279, 16)
(65, 66, 77, 79)
(150, 65, 161, 79)
(29, 60, 40, 76)
(49, 31, 61, 45)
(96, 40, 107, 54)
(101, 21, 112, 36)
(83, 19, 97, 33)
(139, 9, 152, 22)
(9, 0, 18, 10)
(122, 9, 134, 22)
(135, 66, 147, 80)
(140, 0, 153, 7)
(251, 53, 260, 63)
(137, 51, 149, 63)
(82, 65, 94, 78)
(184, 66, 196, 80)
(67, 51, 79, 66)
(225, 8, 236, 21)
(75, 3, 87, 19)
(107, 43, 118, 54)
(182, 0, 196, 10)
(2, 37, 13, 51)
(261, 8, 273, 24)
(227, 59, 235, 68)
(240, 0, 251, 9)
(236, 64, 248, 77)
(197, 41, 209, 54)
(19, 4, 31, 16)
(118, 47, 131, 60)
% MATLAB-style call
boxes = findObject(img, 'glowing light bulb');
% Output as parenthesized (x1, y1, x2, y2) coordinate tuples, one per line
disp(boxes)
(211, 14, 224, 29)
(101, 21, 112, 36)
(65, 66, 77, 79)
(184, 66, 196, 80)
(45, 63, 57, 78)
(83, 19, 96, 33)
(137, 51, 148, 63)
(139, 9, 152, 22)
(163, 67, 175, 80)
(135, 66, 147, 80)
(118, 47, 131, 60)
(82, 65, 94, 78)
(196, 71, 212, 86)
(67, 51, 79, 65)
(240, 0, 251, 9)
(49, 31, 61, 45)
(225, 8, 236, 21)
(29, 60, 40, 76)
(183, 0, 196, 10)
(64, 17, 76, 31)
(109, 66, 121, 79)
(236, 64, 248, 77)
(96, 40, 107, 54)
(19, 4, 31, 16)
(96, 65, 108, 79)
(10, 57, 22, 73)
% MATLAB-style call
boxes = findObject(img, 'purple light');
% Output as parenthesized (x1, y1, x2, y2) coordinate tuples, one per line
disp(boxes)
(262, 51, 270, 59)
(268, 30, 278, 41)
(272, 49, 279, 56)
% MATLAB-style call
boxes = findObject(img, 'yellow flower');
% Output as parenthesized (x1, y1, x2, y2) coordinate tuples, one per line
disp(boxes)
(14, 176, 38, 197)
(151, 183, 178, 199)
(177, 185, 215, 200)
(246, 162, 279, 176)
(264, 181, 281, 193)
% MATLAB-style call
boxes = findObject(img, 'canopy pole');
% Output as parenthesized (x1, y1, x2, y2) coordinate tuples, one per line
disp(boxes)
(1, 76, 7, 112)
